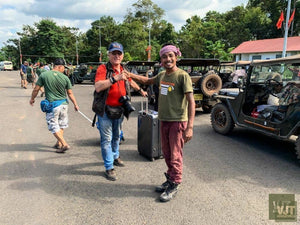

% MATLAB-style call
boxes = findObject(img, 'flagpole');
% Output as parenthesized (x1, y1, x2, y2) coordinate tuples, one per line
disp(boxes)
(282, 0, 292, 58)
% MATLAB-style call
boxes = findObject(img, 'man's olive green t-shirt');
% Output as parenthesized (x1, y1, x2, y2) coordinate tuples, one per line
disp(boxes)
(36, 68, 47, 76)
(153, 68, 193, 121)
(36, 70, 72, 102)
(27, 66, 33, 76)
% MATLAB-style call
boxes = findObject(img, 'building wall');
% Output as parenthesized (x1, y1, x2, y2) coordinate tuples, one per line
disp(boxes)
(235, 51, 300, 61)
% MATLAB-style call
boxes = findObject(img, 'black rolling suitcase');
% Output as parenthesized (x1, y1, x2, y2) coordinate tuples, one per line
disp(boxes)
(137, 97, 162, 161)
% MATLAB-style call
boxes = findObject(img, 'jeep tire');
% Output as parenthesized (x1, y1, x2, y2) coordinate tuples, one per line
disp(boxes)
(201, 73, 222, 97)
(211, 103, 234, 135)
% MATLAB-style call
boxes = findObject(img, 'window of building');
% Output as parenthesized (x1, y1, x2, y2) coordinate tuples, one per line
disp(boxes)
(252, 55, 262, 60)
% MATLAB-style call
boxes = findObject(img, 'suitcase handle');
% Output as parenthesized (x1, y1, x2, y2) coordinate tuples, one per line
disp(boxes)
(141, 96, 148, 114)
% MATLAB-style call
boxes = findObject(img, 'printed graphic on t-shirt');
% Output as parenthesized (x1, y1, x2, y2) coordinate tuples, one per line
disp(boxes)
(160, 81, 175, 95)
(161, 84, 169, 95)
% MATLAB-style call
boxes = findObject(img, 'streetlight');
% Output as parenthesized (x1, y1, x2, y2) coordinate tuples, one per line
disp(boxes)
(95, 25, 104, 62)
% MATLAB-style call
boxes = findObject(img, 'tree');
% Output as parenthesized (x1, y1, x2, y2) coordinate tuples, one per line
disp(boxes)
(247, 0, 299, 37)
(179, 16, 206, 58)
(223, 6, 252, 48)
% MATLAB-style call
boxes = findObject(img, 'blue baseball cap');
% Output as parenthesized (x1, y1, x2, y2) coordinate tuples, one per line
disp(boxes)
(108, 42, 123, 53)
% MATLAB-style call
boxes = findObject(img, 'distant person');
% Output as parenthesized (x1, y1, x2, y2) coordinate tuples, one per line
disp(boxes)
(36, 62, 47, 97)
(26, 62, 36, 88)
(229, 66, 247, 88)
(65, 62, 75, 86)
(125, 44, 195, 202)
(29, 58, 79, 153)
(20, 61, 28, 89)
(44, 63, 50, 71)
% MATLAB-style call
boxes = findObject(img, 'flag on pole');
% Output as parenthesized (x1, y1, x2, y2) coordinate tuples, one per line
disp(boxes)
(288, 9, 296, 28)
(276, 11, 284, 29)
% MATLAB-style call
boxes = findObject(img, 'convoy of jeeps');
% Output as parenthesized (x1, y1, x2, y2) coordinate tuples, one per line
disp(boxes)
(71, 55, 300, 162)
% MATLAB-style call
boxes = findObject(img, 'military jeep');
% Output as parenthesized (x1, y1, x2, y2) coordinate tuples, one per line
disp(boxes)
(210, 55, 300, 161)
(124, 60, 158, 97)
(176, 58, 222, 113)
(73, 62, 103, 84)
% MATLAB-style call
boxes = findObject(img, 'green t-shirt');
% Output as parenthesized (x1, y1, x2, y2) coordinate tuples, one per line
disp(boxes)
(154, 68, 193, 121)
(27, 66, 33, 76)
(36, 68, 47, 76)
(36, 70, 72, 102)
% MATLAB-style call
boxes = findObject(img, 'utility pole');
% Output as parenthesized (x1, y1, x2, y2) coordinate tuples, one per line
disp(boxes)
(18, 39, 22, 67)
(96, 24, 104, 62)
(282, 0, 292, 58)
(75, 36, 79, 65)
(147, 11, 151, 62)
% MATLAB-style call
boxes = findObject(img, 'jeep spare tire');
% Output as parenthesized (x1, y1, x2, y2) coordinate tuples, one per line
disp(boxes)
(201, 73, 222, 96)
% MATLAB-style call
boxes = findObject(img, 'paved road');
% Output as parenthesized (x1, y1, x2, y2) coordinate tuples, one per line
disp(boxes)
(0, 71, 299, 225)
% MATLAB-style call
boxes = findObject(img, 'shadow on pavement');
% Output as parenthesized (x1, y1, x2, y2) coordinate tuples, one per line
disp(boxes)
(0, 144, 156, 202)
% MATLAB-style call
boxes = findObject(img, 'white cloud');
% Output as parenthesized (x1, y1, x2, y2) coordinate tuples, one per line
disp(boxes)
(0, 0, 246, 48)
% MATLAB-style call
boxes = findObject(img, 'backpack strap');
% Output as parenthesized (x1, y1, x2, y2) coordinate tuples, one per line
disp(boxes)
(92, 114, 97, 127)
(92, 63, 114, 127)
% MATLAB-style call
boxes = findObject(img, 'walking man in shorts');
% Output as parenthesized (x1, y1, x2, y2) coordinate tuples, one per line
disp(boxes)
(20, 61, 28, 89)
(29, 58, 79, 153)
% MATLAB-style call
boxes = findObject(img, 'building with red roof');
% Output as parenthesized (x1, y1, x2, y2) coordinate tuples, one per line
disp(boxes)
(231, 36, 300, 61)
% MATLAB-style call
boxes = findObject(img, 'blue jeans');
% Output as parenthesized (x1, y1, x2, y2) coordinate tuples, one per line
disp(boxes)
(96, 112, 122, 170)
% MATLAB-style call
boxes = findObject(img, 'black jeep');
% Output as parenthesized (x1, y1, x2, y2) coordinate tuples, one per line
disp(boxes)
(125, 60, 158, 97)
(176, 58, 222, 113)
(210, 55, 300, 161)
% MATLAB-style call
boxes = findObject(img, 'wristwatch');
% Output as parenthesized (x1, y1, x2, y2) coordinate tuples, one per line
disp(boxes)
(109, 76, 116, 84)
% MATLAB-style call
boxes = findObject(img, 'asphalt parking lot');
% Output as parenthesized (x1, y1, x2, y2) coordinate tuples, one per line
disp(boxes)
(0, 71, 299, 225)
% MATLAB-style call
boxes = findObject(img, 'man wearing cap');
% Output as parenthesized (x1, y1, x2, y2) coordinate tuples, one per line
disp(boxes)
(125, 43, 195, 202)
(29, 58, 80, 153)
(94, 42, 146, 181)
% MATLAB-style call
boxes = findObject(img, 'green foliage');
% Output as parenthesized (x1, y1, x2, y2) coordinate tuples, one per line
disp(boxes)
(1, 0, 299, 66)
(179, 16, 206, 58)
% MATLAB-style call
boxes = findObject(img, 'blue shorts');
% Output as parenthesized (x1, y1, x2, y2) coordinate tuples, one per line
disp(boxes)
(46, 105, 68, 133)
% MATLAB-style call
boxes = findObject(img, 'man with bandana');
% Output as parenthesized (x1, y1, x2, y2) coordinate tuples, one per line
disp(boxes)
(125, 44, 195, 202)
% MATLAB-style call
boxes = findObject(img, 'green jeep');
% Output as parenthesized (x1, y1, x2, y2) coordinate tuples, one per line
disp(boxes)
(73, 62, 103, 84)
(125, 60, 158, 94)
(211, 55, 300, 161)
(176, 58, 222, 113)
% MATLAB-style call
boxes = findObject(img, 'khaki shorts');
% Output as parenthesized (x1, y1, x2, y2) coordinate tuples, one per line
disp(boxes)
(20, 72, 27, 80)
(46, 104, 69, 133)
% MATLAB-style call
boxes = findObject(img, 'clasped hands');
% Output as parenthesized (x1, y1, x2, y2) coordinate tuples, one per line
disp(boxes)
(114, 70, 131, 82)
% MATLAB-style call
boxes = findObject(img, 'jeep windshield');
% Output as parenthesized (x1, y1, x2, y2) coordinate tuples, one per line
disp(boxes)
(177, 58, 220, 75)
(125, 61, 157, 75)
(249, 56, 300, 85)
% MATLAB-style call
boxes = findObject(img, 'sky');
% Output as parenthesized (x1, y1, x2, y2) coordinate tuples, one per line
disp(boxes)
(0, 0, 247, 49)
